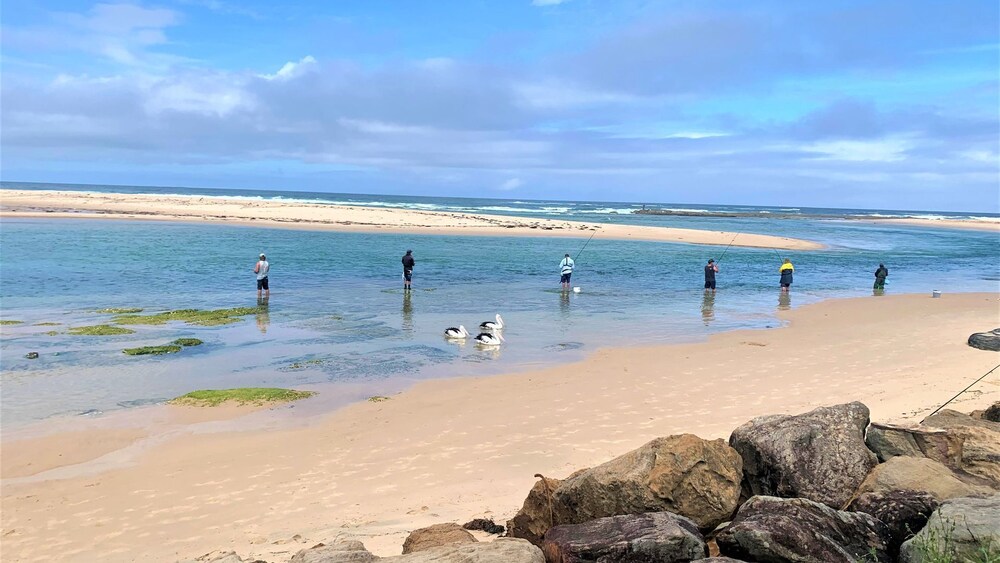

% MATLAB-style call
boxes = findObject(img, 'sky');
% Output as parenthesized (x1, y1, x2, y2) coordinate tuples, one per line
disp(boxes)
(1, 0, 998, 211)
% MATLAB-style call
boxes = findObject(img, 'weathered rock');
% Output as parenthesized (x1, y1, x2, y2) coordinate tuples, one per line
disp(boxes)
(848, 490, 939, 557)
(716, 496, 892, 563)
(691, 559, 747, 563)
(899, 494, 1000, 562)
(541, 512, 707, 562)
(968, 328, 1000, 351)
(729, 402, 877, 508)
(923, 409, 1000, 488)
(179, 551, 266, 563)
(291, 539, 543, 563)
(401, 523, 476, 554)
(289, 541, 378, 563)
(553, 434, 742, 531)
(507, 475, 566, 546)
(25, 352, 39, 359)
(463, 518, 504, 535)
(865, 422, 962, 466)
(984, 402, 1000, 423)
(852, 456, 995, 501)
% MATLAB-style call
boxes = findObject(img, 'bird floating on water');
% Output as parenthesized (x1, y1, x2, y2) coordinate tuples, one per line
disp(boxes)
(480, 314, 504, 331)
(444, 325, 469, 339)
(474, 332, 504, 346)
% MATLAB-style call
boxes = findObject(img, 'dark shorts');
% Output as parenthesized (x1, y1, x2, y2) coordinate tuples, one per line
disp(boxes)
(403, 269, 413, 282)
(560, 273, 572, 283)
(781, 281, 791, 288)
(704, 280, 716, 289)
(257, 277, 269, 290)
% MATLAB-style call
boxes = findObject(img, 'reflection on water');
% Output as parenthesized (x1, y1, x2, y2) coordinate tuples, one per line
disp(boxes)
(778, 291, 792, 311)
(402, 291, 413, 334)
(256, 298, 270, 334)
(873, 288, 886, 297)
(701, 291, 716, 325)
(559, 290, 571, 318)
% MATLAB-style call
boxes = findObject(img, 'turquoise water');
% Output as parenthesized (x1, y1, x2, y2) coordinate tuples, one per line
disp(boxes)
(1, 195, 998, 425)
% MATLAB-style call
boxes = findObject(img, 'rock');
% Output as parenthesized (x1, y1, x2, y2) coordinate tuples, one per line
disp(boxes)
(541, 512, 707, 562)
(968, 328, 1000, 351)
(181, 551, 269, 563)
(401, 523, 476, 554)
(507, 475, 566, 546)
(463, 518, 504, 535)
(292, 538, 544, 563)
(25, 352, 39, 359)
(289, 541, 378, 563)
(729, 402, 877, 508)
(923, 409, 1000, 488)
(984, 402, 1000, 423)
(716, 496, 892, 563)
(553, 434, 742, 531)
(851, 456, 995, 501)
(899, 494, 1000, 562)
(848, 490, 939, 557)
(691, 559, 747, 563)
(865, 422, 962, 466)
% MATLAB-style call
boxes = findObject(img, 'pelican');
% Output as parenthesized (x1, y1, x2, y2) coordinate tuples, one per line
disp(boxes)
(444, 325, 469, 339)
(480, 314, 504, 331)
(474, 332, 504, 346)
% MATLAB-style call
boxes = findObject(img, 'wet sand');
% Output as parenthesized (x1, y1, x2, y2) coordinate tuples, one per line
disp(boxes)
(2, 292, 998, 562)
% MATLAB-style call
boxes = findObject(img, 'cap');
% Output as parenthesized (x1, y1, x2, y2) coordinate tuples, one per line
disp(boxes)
(565, 253, 570, 257)
(708, 258, 714, 263)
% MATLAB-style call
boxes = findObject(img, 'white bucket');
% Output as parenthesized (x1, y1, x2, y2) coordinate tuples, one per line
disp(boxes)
(932, 290, 941, 298)
(573, 287, 581, 293)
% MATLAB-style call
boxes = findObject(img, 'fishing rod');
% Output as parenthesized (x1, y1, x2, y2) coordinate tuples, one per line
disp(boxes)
(574, 227, 599, 262)
(922, 363, 1000, 422)
(715, 232, 741, 264)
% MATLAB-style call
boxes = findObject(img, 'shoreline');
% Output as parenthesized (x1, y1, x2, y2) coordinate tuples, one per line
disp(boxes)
(0, 189, 824, 250)
(2, 292, 998, 561)
(867, 217, 1000, 232)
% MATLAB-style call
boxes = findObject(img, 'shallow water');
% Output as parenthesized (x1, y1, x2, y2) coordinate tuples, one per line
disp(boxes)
(1, 210, 997, 426)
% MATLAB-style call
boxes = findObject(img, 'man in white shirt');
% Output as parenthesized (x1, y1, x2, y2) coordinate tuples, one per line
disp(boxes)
(559, 253, 575, 290)
(254, 253, 270, 299)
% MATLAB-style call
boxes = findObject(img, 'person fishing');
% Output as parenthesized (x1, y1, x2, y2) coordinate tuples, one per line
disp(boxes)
(874, 263, 889, 290)
(401, 249, 415, 291)
(559, 253, 575, 290)
(704, 258, 719, 292)
(254, 253, 270, 299)
(779, 258, 794, 292)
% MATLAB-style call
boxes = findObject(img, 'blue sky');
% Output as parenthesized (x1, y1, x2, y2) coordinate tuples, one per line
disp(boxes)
(1, 0, 998, 211)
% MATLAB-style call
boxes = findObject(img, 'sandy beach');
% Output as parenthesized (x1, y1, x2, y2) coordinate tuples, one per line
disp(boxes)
(0, 189, 824, 250)
(869, 217, 1000, 232)
(2, 292, 998, 562)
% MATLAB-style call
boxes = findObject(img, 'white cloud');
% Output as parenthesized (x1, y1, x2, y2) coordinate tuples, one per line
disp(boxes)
(500, 178, 523, 190)
(259, 55, 317, 81)
(804, 138, 913, 162)
(532, 0, 570, 5)
(513, 81, 637, 109)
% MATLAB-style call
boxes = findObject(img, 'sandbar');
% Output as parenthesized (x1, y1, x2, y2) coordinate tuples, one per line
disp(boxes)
(868, 217, 1000, 232)
(0, 189, 824, 250)
(1, 292, 997, 562)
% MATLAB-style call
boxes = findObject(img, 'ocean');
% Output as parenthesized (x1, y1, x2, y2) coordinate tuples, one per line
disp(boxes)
(1, 182, 998, 426)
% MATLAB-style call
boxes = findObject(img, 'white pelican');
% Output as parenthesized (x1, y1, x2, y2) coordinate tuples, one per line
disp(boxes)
(480, 314, 504, 331)
(444, 325, 469, 339)
(474, 332, 504, 346)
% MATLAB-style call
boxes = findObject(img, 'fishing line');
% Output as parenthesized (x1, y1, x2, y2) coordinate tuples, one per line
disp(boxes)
(715, 232, 741, 264)
(574, 228, 599, 262)
(921, 363, 1000, 423)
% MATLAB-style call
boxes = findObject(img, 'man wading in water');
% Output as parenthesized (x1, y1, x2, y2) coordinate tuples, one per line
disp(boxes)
(254, 253, 270, 299)
(704, 258, 719, 293)
(402, 250, 415, 291)
(874, 263, 889, 291)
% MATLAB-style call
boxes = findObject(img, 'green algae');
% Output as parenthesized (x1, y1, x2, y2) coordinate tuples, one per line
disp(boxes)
(287, 358, 324, 370)
(368, 396, 391, 403)
(34, 322, 61, 326)
(44, 330, 59, 336)
(172, 338, 204, 347)
(0, 320, 23, 326)
(68, 324, 136, 336)
(169, 388, 315, 406)
(96, 307, 144, 314)
(122, 345, 183, 356)
(113, 307, 260, 327)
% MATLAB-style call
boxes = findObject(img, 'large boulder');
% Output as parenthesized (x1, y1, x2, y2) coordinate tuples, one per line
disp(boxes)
(541, 512, 707, 562)
(865, 422, 962, 466)
(852, 456, 995, 501)
(899, 494, 1000, 562)
(923, 409, 1000, 488)
(983, 402, 1000, 423)
(968, 328, 1000, 351)
(290, 539, 543, 563)
(401, 523, 476, 554)
(728, 402, 877, 508)
(508, 435, 742, 546)
(553, 435, 742, 531)
(507, 475, 567, 546)
(716, 496, 891, 563)
(847, 490, 939, 557)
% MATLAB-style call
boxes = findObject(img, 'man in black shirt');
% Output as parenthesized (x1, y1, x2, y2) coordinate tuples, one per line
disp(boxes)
(704, 259, 719, 292)
(874, 263, 888, 290)
(402, 250, 415, 291)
